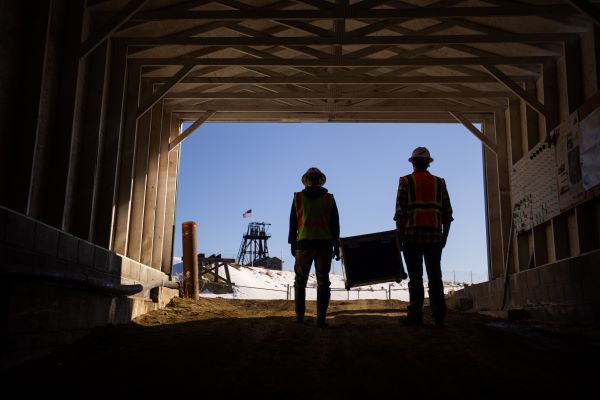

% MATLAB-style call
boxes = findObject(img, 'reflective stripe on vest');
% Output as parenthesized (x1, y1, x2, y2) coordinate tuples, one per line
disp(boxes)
(294, 192, 333, 241)
(404, 172, 443, 229)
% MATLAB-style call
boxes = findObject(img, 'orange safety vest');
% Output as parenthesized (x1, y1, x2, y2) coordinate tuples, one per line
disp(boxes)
(294, 192, 333, 241)
(402, 172, 443, 229)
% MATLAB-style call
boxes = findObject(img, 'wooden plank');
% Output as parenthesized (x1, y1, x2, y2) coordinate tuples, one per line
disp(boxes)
(542, 61, 560, 134)
(524, 81, 540, 150)
(111, 63, 141, 254)
(495, 110, 514, 275)
(567, 0, 600, 27)
(450, 111, 497, 153)
(482, 119, 503, 279)
(28, 0, 85, 227)
(124, 33, 573, 46)
(137, 65, 194, 119)
(130, 56, 554, 67)
(508, 97, 523, 164)
(564, 39, 585, 113)
(165, 90, 511, 100)
(127, 81, 153, 261)
(80, 0, 150, 59)
(482, 65, 546, 117)
(133, 6, 578, 20)
(169, 110, 216, 151)
(66, 41, 111, 240)
(141, 100, 164, 267)
(91, 41, 128, 247)
(167, 102, 500, 113)
(143, 75, 536, 85)
(161, 115, 182, 274)
(150, 110, 172, 270)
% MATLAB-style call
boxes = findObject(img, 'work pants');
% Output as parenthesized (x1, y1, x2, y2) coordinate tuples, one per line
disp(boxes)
(403, 243, 446, 322)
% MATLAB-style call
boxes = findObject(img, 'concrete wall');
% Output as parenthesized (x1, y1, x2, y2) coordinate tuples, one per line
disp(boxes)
(0, 206, 179, 370)
(453, 249, 600, 323)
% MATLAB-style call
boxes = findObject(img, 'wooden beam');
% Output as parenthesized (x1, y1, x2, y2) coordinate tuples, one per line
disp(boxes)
(567, 0, 600, 27)
(164, 90, 511, 99)
(80, 0, 150, 59)
(482, 65, 546, 117)
(450, 111, 497, 153)
(133, 6, 578, 21)
(169, 110, 215, 151)
(144, 75, 535, 85)
(167, 102, 500, 113)
(137, 65, 194, 119)
(124, 33, 574, 47)
(131, 56, 554, 67)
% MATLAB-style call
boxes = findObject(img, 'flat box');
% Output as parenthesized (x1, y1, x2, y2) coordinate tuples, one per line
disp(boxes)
(340, 230, 406, 289)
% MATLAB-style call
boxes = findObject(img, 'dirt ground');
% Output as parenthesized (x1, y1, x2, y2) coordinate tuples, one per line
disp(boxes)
(2, 297, 599, 398)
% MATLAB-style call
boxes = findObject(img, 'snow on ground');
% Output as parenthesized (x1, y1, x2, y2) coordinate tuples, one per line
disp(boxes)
(172, 262, 466, 301)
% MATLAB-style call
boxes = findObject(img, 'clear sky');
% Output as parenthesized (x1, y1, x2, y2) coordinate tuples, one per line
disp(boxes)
(174, 122, 488, 283)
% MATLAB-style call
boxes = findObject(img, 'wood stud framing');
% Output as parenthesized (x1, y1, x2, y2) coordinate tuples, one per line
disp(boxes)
(5, 0, 599, 284)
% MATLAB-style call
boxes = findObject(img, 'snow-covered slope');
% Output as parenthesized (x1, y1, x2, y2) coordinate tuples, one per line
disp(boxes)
(172, 262, 465, 301)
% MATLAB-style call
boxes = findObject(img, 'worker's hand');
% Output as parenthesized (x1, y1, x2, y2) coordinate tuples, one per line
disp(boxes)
(291, 243, 297, 257)
(333, 245, 340, 261)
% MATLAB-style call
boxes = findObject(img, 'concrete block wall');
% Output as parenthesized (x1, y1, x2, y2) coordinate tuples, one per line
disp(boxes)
(455, 249, 600, 323)
(0, 206, 179, 370)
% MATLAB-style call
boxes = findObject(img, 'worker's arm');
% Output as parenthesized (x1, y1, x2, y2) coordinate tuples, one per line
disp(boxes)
(330, 196, 340, 260)
(394, 176, 408, 244)
(288, 199, 298, 256)
(441, 179, 454, 248)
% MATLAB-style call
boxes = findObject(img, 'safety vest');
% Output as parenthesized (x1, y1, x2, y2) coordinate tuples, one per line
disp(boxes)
(403, 172, 443, 229)
(294, 192, 333, 241)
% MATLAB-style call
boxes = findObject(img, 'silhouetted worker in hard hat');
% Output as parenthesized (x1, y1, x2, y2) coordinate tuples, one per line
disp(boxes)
(394, 147, 453, 327)
(289, 167, 340, 328)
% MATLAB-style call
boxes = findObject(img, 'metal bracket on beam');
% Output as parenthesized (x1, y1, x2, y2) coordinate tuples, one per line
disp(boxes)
(482, 65, 546, 117)
(450, 111, 497, 153)
(169, 111, 216, 151)
(80, 0, 150, 59)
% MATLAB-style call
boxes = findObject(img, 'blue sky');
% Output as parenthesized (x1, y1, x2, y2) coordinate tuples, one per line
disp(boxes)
(174, 122, 488, 283)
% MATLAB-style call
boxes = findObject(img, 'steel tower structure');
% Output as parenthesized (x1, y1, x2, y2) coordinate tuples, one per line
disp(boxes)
(236, 222, 271, 266)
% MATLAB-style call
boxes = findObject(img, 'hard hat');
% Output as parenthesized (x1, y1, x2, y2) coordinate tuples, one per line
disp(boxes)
(408, 147, 434, 163)
(301, 167, 326, 186)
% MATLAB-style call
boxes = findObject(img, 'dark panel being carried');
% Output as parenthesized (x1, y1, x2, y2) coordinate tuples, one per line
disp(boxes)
(340, 230, 407, 289)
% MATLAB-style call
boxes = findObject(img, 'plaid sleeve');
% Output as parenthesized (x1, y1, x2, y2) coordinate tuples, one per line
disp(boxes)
(394, 176, 408, 222)
(441, 179, 454, 223)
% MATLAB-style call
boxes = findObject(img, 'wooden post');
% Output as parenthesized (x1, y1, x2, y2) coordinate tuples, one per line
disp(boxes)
(182, 221, 199, 300)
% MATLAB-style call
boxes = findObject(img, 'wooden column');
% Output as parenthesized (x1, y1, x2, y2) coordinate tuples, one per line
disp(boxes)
(111, 63, 141, 254)
(542, 61, 560, 135)
(151, 110, 173, 270)
(161, 115, 182, 274)
(495, 111, 514, 275)
(483, 118, 503, 279)
(64, 40, 111, 240)
(28, 0, 85, 227)
(127, 81, 154, 261)
(90, 41, 127, 248)
(524, 81, 540, 150)
(140, 99, 165, 267)
(507, 98, 523, 271)
(564, 39, 585, 113)
(0, 2, 50, 213)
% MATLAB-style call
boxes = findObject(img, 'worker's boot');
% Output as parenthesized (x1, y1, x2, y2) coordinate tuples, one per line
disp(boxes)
(295, 286, 305, 323)
(316, 289, 330, 328)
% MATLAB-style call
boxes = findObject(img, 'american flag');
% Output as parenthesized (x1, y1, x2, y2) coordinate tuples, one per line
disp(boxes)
(242, 209, 252, 218)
